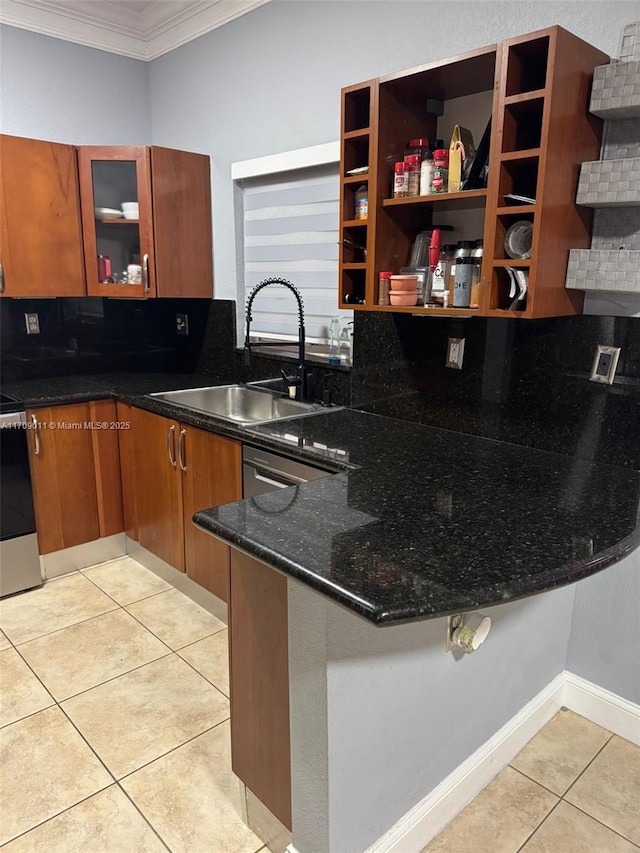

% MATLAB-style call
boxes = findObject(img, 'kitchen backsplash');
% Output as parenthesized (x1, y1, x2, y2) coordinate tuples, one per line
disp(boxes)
(350, 312, 640, 469)
(1, 296, 638, 468)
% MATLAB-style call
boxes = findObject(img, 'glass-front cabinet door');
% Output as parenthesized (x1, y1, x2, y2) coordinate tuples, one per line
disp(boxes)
(78, 146, 155, 298)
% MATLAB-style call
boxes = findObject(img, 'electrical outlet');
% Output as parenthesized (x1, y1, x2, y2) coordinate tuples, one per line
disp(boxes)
(589, 344, 620, 385)
(446, 337, 465, 369)
(176, 313, 189, 336)
(24, 313, 40, 335)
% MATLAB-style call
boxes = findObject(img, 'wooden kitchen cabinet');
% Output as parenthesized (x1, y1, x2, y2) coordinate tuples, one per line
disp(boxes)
(131, 406, 241, 600)
(78, 145, 213, 299)
(228, 548, 292, 830)
(0, 135, 85, 298)
(339, 26, 608, 318)
(26, 401, 123, 555)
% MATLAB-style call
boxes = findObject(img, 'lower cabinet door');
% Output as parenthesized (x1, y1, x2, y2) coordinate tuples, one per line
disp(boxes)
(27, 401, 124, 556)
(132, 406, 184, 571)
(181, 425, 242, 602)
(27, 403, 100, 555)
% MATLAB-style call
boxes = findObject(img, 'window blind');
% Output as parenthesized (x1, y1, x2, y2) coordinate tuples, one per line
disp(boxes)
(241, 165, 352, 343)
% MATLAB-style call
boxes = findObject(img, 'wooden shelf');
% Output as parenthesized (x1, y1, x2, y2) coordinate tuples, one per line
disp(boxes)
(504, 88, 547, 105)
(342, 173, 370, 184)
(97, 218, 139, 224)
(495, 204, 537, 215)
(382, 189, 488, 209)
(343, 128, 370, 140)
(342, 262, 367, 270)
(342, 218, 368, 227)
(373, 305, 481, 316)
(499, 148, 541, 162)
(492, 259, 531, 267)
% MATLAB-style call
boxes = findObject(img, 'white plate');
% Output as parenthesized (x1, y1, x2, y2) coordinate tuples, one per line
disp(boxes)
(95, 207, 123, 220)
(504, 220, 533, 259)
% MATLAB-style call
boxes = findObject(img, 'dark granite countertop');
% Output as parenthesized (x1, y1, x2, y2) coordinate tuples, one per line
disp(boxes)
(4, 372, 639, 626)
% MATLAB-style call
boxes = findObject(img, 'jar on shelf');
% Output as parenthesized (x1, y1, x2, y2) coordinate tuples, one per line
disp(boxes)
(453, 257, 474, 307)
(354, 184, 368, 220)
(405, 138, 432, 162)
(378, 271, 393, 306)
(430, 245, 455, 305)
(393, 162, 408, 198)
(431, 149, 449, 194)
(448, 241, 473, 306)
(405, 154, 421, 197)
(420, 151, 434, 196)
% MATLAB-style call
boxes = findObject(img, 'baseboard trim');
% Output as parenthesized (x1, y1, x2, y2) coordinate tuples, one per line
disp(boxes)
(365, 672, 566, 853)
(125, 537, 227, 623)
(564, 672, 640, 746)
(40, 533, 126, 579)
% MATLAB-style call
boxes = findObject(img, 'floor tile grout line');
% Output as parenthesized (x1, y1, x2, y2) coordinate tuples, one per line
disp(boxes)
(176, 648, 230, 699)
(559, 797, 640, 848)
(116, 714, 231, 784)
(52, 649, 176, 704)
(5, 603, 121, 647)
(55, 701, 120, 783)
(0, 699, 57, 731)
(120, 603, 223, 654)
(515, 798, 563, 852)
(114, 782, 174, 853)
(81, 568, 176, 609)
(508, 765, 565, 799)
(0, 781, 115, 849)
(563, 732, 614, 796)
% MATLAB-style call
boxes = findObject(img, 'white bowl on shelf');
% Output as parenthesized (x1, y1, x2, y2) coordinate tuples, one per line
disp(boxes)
(95, 207, 122, 220)
(121, 202, 139, 220)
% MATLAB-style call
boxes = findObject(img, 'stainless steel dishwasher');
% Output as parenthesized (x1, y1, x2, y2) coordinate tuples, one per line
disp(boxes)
(242, 446, 330, 496)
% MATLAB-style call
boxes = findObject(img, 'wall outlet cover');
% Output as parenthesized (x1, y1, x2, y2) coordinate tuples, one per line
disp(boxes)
(589, 344, 620, 385)
(24, 313, 40, 334)
(446, 337, 465, 369)
(176, 313, 189, 335)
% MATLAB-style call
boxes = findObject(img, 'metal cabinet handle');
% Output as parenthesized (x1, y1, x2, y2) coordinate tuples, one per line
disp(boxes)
(166, 425, 177, 467)
(31, 414, 40, 455)
(143, 253, 150, 293)
(0, 261, 4, 293)
(178, 428, 187, 472)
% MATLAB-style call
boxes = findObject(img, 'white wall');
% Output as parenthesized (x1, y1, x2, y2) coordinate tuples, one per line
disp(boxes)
(567, 545, 640, 704)
(147, 0, 639, 300)
(289, 579, 576, 853)
(0, 24, 150, 144)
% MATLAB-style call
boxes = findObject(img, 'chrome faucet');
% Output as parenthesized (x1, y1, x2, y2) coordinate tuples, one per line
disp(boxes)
(244, 277, 308, 401)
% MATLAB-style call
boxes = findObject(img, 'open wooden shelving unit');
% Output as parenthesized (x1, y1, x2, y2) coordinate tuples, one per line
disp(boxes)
(338, 26, 609, 318)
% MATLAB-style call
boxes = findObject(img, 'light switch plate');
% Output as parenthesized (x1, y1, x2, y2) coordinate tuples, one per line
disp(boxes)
(446, 337, 465, 369)
(589, 344, 620, 384)
(24, 313, 40, 334)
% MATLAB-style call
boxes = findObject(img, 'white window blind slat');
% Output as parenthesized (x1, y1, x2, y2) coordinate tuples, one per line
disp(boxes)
(241, 165, 352, 343)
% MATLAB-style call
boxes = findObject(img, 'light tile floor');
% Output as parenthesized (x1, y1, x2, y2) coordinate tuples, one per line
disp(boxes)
(0, 556, 265, 852)
(424, 709, 640, 852)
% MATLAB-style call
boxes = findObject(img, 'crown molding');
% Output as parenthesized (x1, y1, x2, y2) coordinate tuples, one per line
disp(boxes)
(0, 0, 271, 61)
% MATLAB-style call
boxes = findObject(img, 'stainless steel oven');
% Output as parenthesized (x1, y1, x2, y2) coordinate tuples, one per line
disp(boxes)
(0, 397, 42, 597)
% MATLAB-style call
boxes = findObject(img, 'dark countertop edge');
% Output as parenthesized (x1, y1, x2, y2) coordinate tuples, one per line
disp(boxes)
(192, 513, 640, 627)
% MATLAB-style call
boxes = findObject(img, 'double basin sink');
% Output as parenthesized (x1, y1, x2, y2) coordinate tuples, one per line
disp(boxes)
(151, 383, 333, 426)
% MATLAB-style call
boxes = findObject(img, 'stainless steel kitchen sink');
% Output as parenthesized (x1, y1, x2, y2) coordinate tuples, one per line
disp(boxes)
(150, 384, 332, 425)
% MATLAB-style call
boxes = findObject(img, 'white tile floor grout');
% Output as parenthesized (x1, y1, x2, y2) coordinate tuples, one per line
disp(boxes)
(0, 556, 264, 852)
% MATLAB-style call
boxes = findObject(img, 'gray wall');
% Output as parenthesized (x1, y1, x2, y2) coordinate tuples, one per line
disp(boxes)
(0, 25, 150, 144)
(568, 546, 640, 704)
(147, 0, 639, 300)
(289, 580, 575, 853)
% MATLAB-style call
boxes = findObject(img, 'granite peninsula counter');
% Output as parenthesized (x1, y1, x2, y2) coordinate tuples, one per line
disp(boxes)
(194, 409, 640, 625)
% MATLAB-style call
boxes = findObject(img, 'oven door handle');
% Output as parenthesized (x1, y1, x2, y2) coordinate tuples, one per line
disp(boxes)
(30, 414, 41, 455)
(252, 465, 305, 488)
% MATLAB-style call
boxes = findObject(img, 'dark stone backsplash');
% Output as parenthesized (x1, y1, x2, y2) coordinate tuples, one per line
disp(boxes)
(1, 295, 638, 468)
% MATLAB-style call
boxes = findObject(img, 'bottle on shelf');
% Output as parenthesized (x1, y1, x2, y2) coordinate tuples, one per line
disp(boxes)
(430, 245, 455, 306)
(453, 257, 474, 307)
(328, 317, 341, 364)
(355, 184, 368, 220)
(339, 322, 353, 365)
(405, 154, 421, 197)
(470, 239, 484, 308)
(420, 149, 434, 196)
(378, 271, 393, 305)
(448, 241, 474, 306)
(431, 149, 449, 194)
(393, 162, 408, 198)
